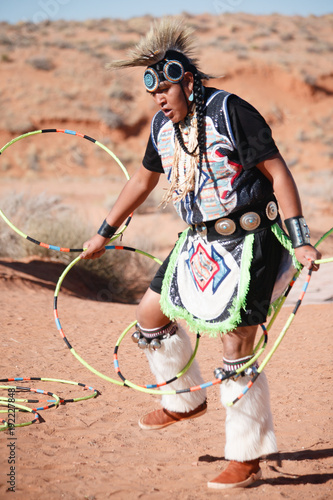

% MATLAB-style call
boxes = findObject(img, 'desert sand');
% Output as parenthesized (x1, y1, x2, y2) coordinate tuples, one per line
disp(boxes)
(0, 12, 332, 499)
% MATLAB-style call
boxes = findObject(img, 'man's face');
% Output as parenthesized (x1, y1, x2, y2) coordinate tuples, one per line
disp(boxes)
(150, 80, 189, 124)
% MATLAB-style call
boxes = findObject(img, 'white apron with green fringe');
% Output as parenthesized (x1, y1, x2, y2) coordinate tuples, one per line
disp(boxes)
(160, 224, 299, 336)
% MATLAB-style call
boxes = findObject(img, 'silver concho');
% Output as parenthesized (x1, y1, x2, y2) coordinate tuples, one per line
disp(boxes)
(266, 201, 278, 221)
(214, 218, 236, 236)
(240, 212, 261, 231)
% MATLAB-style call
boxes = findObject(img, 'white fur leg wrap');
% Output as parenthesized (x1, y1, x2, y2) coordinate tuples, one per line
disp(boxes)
(144, 324, 207, 412)
(221, 372, 277, 461)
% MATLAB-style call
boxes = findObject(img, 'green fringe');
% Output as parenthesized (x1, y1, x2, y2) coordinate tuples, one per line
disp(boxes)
(160, 231, 255, 337)
(160, 224, 302, 336)
(270, 223, 302, 271)
(268, 223, 302, 314)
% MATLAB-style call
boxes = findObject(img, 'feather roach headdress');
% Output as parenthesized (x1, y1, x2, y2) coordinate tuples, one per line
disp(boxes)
(107, 17, 210, 80)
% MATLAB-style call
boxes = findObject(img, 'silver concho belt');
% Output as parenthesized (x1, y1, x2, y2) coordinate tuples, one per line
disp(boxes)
(193, 201, 278, 238)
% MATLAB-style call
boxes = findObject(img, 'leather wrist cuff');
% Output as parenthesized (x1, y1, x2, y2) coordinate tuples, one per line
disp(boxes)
(97, 219, 118, 239)
(284, 216, 310, 248)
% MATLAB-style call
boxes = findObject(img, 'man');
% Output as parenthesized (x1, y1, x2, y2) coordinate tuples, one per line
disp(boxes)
(81, 19, 320, 489)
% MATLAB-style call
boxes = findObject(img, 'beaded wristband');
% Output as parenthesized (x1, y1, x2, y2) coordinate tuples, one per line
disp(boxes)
(284, 216, 311, 248)
(97, 219, 118, 239)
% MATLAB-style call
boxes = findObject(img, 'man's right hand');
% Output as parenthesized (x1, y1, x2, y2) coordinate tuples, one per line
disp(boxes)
(80, 234, 109, 260)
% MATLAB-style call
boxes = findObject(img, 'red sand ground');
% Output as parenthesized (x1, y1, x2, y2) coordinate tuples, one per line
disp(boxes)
(0, 13, 332, 499)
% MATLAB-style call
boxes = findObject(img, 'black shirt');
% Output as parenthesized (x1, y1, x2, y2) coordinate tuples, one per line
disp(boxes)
(142, 92, 279, 173)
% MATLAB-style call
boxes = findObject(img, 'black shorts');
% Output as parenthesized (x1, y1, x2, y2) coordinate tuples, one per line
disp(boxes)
(150, 228, 283, 327)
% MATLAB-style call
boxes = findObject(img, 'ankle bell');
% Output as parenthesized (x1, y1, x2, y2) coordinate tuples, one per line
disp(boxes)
(132, 321, 178, 350)
(137, 336, 162, 350)
(131, 330, 142, 343)
(149, 338, 162, 350)
(138, 337, 149, 349)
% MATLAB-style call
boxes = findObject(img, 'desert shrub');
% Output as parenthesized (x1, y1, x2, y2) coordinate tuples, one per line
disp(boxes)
(1, 157, 11, 171)
(300, 72, 316, 86)
(26, 56, 55, 71)
(83, 19, 112, 32)
(27, 145, 41, 171)
(0, 33, 13, 46)
(219, 41, 247, 52)
(2, 116, 34, 134)
(97, 107, 124, 129)
(250, 28, 275, 39)
(307, 42, 333, 54)
(22, 22, 39, 33)
(1, 53, 13, 62)
(0, 192, 158, 302)
(109, 39, 136, 51)
(44, 40, 74, 49)
(237, 50, 249, 60)
(67, 145, 86, 167)
(296, 129, 308, 142)
(107, 81, 134, 101)
(0, 192, 83, 260)
(280, 33, 294, 42)
(18, 36, 38, 48)
(52, 20, 70, 32)
(286, 157, 299, 168)
(251, 41, 281, 52)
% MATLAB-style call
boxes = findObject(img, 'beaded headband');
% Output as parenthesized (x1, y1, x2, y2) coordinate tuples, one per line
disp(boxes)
(143, 50, 195, 92)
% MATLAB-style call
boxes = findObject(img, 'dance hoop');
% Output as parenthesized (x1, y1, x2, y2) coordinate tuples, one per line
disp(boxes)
(53, 246, 163, 388)
(0, 128, 132, 251)
(53, 230, 332, 399)
(0, 377, 98, 430)
(114, 327, 202, 393)
(227, 227, 333, 405)
(53, 245, 266, 395)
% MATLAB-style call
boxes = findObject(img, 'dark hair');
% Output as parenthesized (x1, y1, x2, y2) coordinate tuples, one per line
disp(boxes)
(173, 70, 206, 171)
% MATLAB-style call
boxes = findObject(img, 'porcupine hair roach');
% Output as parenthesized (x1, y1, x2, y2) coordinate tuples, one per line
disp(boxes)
(106, 17, 209, 76)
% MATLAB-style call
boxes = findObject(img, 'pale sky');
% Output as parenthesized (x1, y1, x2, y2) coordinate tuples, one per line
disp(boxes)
(0, 0, 332, 23)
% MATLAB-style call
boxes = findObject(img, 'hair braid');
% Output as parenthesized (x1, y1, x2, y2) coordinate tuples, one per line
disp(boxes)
(172, 73, 206, 158)
(193, 75, 206, 172)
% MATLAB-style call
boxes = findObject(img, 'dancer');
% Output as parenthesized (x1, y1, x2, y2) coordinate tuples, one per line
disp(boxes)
(81, 19, 320, 489)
